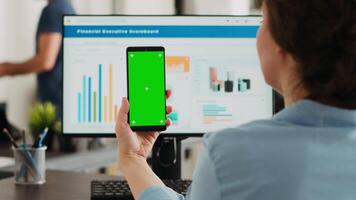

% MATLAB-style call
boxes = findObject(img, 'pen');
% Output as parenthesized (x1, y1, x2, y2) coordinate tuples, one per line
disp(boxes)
(3, 128, 19, 148)
(2, 128, 40, 178)
(22, 130, 26, 146)
(38, 127, 48, 147)
(33, 127, 48, 148)
(21, 130, 29, 182)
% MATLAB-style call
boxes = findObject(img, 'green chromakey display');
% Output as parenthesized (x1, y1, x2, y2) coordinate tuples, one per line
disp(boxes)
(128, 51, 166, 127)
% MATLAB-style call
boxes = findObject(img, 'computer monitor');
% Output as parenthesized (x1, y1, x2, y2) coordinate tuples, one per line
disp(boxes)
(62, 16, 273, 137)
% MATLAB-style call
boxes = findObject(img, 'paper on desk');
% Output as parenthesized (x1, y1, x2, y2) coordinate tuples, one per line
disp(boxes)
(0, 157, 14, 168)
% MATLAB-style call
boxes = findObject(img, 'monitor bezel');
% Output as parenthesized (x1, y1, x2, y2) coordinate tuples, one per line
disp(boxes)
(61, 14, 277, 138)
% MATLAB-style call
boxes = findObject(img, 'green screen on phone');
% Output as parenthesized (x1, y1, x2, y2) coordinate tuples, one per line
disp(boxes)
(127, 50, 166, 128)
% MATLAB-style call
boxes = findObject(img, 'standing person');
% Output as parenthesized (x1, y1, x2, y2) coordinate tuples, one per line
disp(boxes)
(115, 0, 356, 200)
(0, 0, 75, 117)
(0, 0, 75, 149)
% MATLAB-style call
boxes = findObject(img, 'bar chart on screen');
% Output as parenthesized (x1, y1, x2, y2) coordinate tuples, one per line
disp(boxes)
(76, 64, 119, 124)
(63, 40, 126, 133)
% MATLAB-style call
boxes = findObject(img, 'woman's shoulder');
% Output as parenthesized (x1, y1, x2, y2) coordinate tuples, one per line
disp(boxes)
(202, 119, 300, 166)
(201, 119, 304, 187)
(203, 119, 289, 147)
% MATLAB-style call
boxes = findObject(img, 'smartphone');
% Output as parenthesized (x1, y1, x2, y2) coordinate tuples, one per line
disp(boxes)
(126, 46, 167, 132)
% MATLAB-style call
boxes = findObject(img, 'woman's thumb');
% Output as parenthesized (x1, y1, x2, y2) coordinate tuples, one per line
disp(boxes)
(118, 97, 129, 124)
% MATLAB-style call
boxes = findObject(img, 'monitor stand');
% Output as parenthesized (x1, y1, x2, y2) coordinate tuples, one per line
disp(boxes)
(151, 136, 186, 179)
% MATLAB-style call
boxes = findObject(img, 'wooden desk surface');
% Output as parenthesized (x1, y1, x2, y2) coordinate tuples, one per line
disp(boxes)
(0, 170, 123, 200)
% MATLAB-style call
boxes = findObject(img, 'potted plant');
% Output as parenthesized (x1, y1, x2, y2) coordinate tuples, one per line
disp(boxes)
(29, 102, 75, 152)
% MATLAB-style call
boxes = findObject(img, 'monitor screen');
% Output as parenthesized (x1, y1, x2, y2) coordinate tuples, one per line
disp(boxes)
(62, 16, 273, 136)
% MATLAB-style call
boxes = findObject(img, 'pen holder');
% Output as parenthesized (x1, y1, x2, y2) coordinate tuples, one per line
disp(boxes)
(13, 146, 47, 185)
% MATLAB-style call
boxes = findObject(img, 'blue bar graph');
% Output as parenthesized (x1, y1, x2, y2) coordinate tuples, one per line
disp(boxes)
(83, 76, 86, 123)
(77, 93, 81, 123)
(76, 64, 118, 124)
(98, 64, 102, 122)
(88, 77, 92, 122)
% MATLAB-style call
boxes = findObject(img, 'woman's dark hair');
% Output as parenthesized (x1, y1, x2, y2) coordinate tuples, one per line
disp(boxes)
(256, 0, 356, 109)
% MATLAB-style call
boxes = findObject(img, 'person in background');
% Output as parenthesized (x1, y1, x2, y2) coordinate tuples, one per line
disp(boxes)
(0, 0, 75, 149)
(0, 0, 75, 118)
(115, 0, 356, 200)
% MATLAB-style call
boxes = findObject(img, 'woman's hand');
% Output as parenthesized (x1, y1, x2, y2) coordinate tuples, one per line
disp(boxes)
(115, 90, 172, 161)
(0, 63, 8, 77)
(115, 91, 172, 198)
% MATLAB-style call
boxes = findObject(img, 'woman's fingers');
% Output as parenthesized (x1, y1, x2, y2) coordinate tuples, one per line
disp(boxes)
(166, 89, 172, 99)
(166, 105, 173, 114)
(165, 90, 173, 128)
(166, 118, 172, 127)
(117, 97, 130, 132)
(117, 96, 172, 131)
(119, 98, 129, 119)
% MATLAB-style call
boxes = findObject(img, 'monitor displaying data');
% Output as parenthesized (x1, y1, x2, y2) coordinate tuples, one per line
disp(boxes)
(62, 16, 273, 135)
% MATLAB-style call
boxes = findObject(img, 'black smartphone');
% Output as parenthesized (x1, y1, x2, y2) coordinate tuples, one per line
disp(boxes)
(126, 46, 167, 132)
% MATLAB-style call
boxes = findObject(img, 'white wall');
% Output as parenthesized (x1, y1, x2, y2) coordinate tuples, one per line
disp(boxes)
(183, 0, 251, 15)
(113, 0, 251, 15)
(114, 0, 175, 15)
(71, 0, 114, 14)
(0, 0, 46, 130)
(0, 1, 9, 102)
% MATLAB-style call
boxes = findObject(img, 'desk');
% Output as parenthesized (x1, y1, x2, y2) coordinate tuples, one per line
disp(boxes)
(0, 147, 117, 173)
(0, 170, 123, 200)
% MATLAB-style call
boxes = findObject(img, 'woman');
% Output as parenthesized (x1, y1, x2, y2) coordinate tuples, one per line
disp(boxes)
(116, 0, 356, 199)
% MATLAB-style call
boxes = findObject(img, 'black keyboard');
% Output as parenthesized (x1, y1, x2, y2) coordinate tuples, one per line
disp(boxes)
(91, 179, 192, 200)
